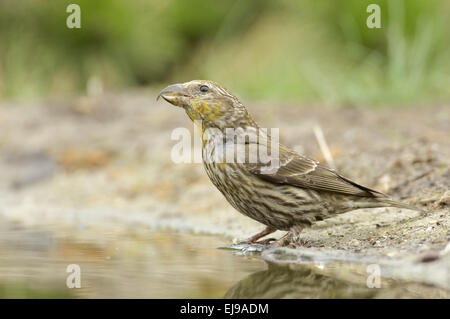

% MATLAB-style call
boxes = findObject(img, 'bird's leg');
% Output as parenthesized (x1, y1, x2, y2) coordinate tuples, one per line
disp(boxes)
(288, 225, 310, 247)
(240, 226, 276, 244)
(272, 225, 306, 247)
(271, 232, 293, 247)
(255, 237, 277, 245)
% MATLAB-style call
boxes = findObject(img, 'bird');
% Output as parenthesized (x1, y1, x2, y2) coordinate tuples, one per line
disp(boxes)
(157, 80, 419, 246)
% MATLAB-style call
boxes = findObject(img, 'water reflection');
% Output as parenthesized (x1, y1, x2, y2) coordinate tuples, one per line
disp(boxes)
(0, 219, 447, 298)
(225, 261, 449, 298)
(0, 220, 265, 298)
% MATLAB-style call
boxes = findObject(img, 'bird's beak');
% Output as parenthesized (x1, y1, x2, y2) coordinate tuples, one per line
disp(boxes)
(157, 83, 191, 107)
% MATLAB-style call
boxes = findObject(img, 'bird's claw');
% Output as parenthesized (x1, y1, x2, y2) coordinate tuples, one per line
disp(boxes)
(237, 238, 274, 246)
(270, 232, 309, 248)
(254, 237, 277, 245)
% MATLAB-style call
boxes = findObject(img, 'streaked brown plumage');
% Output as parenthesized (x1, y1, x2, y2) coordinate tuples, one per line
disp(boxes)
(157, 80, 418, 246)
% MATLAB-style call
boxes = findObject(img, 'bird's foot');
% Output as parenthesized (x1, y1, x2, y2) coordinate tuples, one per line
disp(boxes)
(271, 234, 309, 247)
(254, 237, 277, 245)
(271, 227, 308, 248)
(286, 238, 311, 248)
(238, 226, 276, 245)
(271, 232, 293, 247)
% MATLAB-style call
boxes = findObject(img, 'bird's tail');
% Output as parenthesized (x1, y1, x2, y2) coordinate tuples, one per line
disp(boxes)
(378, 198, 423, 212)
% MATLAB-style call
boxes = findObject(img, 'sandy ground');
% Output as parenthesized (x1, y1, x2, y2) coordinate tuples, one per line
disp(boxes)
(0, 91, 448, 289)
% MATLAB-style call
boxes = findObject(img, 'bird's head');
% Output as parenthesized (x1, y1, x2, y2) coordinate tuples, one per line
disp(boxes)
(157, 80, 256, 130)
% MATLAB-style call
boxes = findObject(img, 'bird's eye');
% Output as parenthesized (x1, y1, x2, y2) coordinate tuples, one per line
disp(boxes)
(200, 85, 209, 93)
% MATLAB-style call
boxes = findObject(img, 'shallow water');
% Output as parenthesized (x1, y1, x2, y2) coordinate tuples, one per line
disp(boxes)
(0, 220, 266, 298)
(0, 219, 447, 298)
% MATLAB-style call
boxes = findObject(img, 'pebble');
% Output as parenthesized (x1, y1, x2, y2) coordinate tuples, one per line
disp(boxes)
(350, 239, 360, 246)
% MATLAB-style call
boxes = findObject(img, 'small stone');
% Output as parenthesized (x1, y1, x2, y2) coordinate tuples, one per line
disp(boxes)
(419, 252, 440, 263)
(350, 239, 360, 246)
(387, 251, 398, 257)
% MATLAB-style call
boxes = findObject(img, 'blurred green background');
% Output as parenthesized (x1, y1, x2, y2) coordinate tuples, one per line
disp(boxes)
(1, 0, 450, 106)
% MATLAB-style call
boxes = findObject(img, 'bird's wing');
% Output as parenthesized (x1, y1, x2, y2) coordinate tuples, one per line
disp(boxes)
(245, 143, 385, 198)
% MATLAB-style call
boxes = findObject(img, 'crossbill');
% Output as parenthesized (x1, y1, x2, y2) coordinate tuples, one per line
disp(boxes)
(158, 80, 418, 246)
